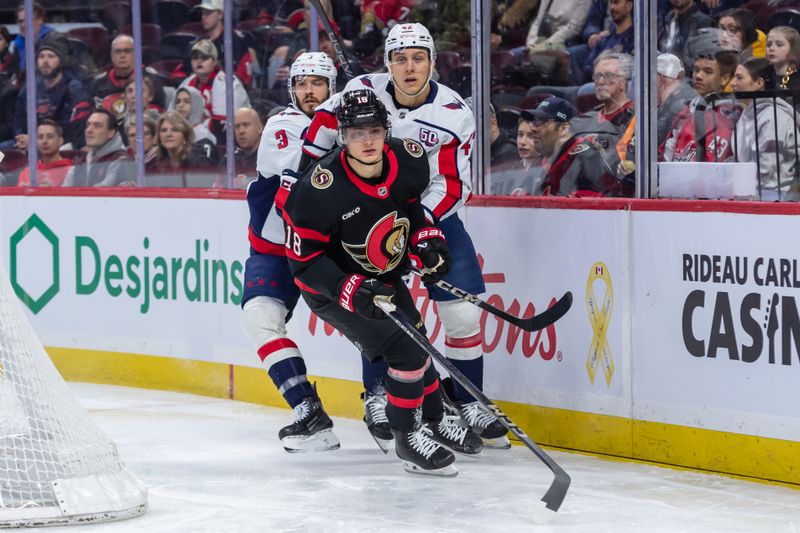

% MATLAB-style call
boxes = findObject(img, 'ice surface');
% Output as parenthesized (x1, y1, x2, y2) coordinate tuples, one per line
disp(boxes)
(51, 383, 800, 533)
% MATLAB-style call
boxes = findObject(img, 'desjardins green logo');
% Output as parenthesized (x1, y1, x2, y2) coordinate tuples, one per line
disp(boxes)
(10, 214, 59, 314)
(9, 214, 244, 314)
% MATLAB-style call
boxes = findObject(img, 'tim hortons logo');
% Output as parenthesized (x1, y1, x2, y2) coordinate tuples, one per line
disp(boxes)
(308, 254, 561, 361)
(342, 212, 409, 274)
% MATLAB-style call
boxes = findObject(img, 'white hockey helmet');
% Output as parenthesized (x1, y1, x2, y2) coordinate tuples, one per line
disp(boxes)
(288, 52, 337, 107)
(383, 23, 437, 67)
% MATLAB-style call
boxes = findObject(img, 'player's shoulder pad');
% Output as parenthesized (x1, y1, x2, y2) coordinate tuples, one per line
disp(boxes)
(266, 108, 307, 130)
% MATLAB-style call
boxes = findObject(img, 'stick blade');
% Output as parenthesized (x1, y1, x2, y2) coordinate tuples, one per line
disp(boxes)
(520, 291, 573, 331)
(530, 500, 559, 525)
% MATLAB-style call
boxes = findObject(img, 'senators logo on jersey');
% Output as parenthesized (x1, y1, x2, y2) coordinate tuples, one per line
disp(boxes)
(311, 165, 334, 189)
(403, 139, 424, 158)
(343, 211, 410, 274)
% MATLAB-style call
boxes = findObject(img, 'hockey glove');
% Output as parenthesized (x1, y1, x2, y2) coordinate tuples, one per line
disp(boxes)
(410, 228, 450, 285)
(339, 274, 396, 320)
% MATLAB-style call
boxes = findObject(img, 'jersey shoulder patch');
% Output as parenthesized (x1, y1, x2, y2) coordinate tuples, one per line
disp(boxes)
(403, 139, 425, 158)
(310, 164, 334, 190)
(569, 143, 590, 156)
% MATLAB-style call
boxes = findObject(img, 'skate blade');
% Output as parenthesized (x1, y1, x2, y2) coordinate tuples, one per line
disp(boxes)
(481, 435, 511, 449)
(369, 433, 393, 454)
(399, 460, 458, 477)
(282, 429, 341, 453)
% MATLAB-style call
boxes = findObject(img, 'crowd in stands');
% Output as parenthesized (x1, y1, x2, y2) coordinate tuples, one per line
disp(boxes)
(3, 0, 800, 199)
(488, 0, 800, 199)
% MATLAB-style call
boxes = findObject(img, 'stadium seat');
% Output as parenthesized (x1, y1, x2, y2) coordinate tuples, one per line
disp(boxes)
(179, 21, 206, 36)
(492, 89, 526, 111)
(575, 93, 601, 114)
(120, 23, 163, 45)
(0, 150, 28, 186)
(435, 51, 462, 84)
(155, 0, 192, 34)
(770, 8, 800, 34)
(160, 32, 198, 61)
(67, 27, 110, 67)
(102, 1, 132, 34)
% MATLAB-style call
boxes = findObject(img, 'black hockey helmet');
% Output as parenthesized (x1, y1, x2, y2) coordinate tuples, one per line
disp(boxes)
(336, 89, 391, 141)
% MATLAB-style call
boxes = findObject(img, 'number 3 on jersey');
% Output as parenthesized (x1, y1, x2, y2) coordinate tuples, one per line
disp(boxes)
(276, 130, 288, 149)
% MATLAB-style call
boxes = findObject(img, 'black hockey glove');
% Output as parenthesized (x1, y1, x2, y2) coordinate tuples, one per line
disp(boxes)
(410, 227, 450, 285)
(338, 274, 396, 320)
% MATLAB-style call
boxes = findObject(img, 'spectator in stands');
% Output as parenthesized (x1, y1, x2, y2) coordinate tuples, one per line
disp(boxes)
(171, 0, 256, 87)
(0, 27, 20, 144)
(126, 115, 159, 170)
(570, 0, 634, 85)
(656, 53, 698, 145)
(489, 103, 519, 168)
(90, 35, 166, 118)
(11, 36, 90, 151)
(64, 109, 133, 187)
(17, 120, 73, 186)
(169, 86, 218, 160)
(526, 0, 592, 52)
(572, 52, 635, 140)
(731, 57, 799, 200)
(692, 47, 737, 96)
(124, 77, 163, 120)
(491, 110, 544, 196)
(717, 8, 765, 61)
(219, 107, 263, 188)
(530, 96, 624, 196)
(179, 39, 251, 144)
(766, 26, 800, 91)
(658, 0, 714, 70)
(149, 111, 216, 187)
(10, 2, 55, 71)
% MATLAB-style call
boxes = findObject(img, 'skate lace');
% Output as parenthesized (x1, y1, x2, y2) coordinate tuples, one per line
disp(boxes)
(411, 426, 440, 459)
(437, 415, 468, 444)
(364, 393, 389, 424)
(293, 399, 312, 423)
(461, 402, 496, 431)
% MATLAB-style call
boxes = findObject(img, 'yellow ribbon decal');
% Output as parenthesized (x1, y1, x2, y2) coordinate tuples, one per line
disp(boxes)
(586, 262, 614, 386)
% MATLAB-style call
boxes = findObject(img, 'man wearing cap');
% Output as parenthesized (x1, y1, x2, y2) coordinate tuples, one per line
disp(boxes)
(178, 39, 251, 142)
(656, 52, 698, 145)
(171, 0, 256, 87)
(11, 34, 90, 150)
(531, 96, 627, 196)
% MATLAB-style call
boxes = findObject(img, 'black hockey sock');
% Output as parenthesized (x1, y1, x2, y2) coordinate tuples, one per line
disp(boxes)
(421, 363, 444, 422)
(385, 367, 425, 432)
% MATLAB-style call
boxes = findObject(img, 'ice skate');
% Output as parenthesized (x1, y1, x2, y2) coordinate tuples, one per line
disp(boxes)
(392, 426, 457, 477)
(362, 389, 393, 453)
(279, 394, 340, 453)
(442, 377, 510, 449)
(424, 415, 483, 456)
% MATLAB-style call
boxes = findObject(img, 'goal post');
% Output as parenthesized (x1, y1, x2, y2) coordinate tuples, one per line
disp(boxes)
(0, 262, 147, 527)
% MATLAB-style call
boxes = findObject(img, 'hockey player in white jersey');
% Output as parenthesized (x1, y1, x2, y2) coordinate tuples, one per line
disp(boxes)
(301, 23, 510, 449)
(241, 52, 339, 452)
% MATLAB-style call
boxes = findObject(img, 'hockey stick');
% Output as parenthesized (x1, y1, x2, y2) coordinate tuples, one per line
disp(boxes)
(374, 299, 570, 523)
(306, 0, 357, 80)
(412, 269, 573, 332)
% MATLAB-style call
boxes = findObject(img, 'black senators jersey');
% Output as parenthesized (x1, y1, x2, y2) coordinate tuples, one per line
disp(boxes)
(283, 137, 431, 300)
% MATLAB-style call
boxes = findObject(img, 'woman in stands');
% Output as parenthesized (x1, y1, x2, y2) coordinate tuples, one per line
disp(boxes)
(766, 26, 800, 90)
(148, 111, 215, 187)
(717, 8, 766, 61)
(170, 86, 218, 146)
(731, 57, 799, 200)
(126, 115, 159, 170)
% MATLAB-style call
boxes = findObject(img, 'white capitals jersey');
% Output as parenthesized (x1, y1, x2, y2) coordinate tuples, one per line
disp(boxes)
(302, 73, 476, 222)
(249, 105, 312, 255)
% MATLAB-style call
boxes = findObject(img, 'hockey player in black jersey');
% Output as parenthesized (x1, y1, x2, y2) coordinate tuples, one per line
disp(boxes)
(282, 90, 482, 476)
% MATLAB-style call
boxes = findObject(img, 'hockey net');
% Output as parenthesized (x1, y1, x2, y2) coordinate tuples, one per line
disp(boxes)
(0, 262, 147, 527)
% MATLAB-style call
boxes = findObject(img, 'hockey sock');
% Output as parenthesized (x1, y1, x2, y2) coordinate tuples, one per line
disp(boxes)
(267, 357, 314, 408)
(361, 355, 389, 394)
(448, 355, 484, 403)
(421, 364, 444, 422)
(384, 362, 427, 431)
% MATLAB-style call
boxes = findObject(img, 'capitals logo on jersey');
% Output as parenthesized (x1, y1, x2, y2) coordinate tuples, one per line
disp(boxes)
(343, 212, 409, 274)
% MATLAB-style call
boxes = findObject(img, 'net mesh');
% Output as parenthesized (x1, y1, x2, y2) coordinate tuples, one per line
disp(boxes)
(0, 262, 145, 525)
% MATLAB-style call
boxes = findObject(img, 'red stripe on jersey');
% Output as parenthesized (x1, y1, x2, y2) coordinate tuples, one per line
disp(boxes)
(282, 211, 331, 243)
(444, 333, 482, 349)
(433, 138, 462, 220)
(294, 277, 322, 295)
(305, 110, 338, 155)
(285, 247, 324, 263)
(387, 392, 424, 409)
(423, 379, 440, 396)
(340, 145, 398, 199)
(257, 338, 299, 362)
(248, 226, 286, 256)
